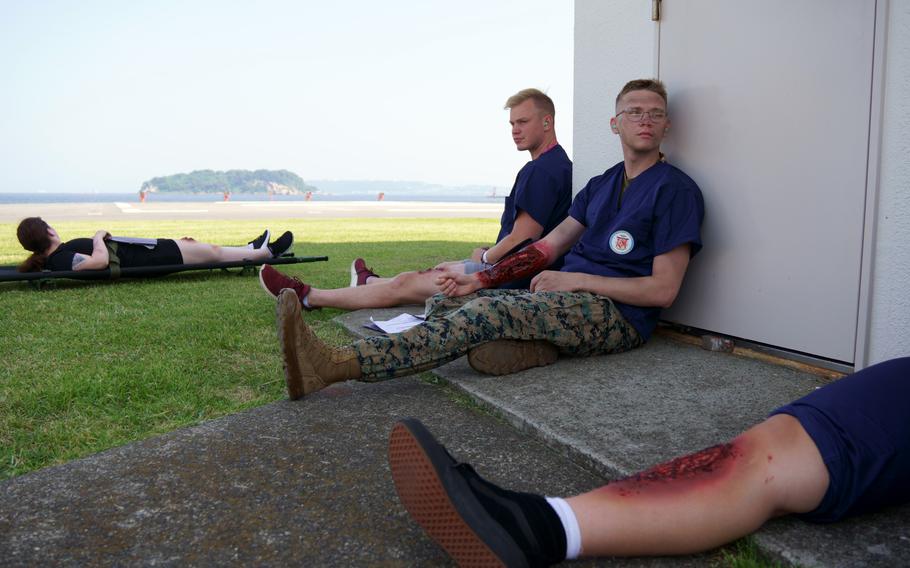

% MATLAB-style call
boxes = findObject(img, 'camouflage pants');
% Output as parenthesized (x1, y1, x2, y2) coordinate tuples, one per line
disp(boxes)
(354, 289, 643, 381)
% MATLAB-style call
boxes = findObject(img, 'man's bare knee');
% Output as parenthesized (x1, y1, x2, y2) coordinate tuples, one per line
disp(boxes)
(740, 415, 829, 515)
(389, 270, 440, 301)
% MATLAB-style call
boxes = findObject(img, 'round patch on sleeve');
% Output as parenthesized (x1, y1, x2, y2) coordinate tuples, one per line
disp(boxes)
(609, 230, 635, 255)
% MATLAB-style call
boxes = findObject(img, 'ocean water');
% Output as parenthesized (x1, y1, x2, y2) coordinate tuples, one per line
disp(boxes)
(0, 190, 504, 205)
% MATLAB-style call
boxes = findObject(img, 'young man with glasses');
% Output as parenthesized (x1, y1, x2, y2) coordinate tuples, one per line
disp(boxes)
(273, 79, 704, 400)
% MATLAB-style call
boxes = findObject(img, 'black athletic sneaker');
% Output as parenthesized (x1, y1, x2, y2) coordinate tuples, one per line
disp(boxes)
(388, 418, 566, 568)
(268, 231, 294, 257)
(248, 229, 271, 250)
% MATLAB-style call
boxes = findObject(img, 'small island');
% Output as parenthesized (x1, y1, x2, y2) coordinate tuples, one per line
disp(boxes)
(140, 169, 317, 196)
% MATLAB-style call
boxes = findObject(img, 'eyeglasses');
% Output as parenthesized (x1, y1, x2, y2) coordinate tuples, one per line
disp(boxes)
(616, 109, 667, 122)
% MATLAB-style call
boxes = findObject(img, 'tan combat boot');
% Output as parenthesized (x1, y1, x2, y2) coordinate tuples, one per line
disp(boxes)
(467, 340, 559, 376)
(276, 288, 361, 400)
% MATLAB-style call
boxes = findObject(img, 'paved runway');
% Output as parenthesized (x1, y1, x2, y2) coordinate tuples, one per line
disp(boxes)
(0, 200, 504, 223)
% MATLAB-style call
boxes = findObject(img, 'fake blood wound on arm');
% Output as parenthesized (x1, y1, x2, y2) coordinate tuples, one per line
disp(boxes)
(477, 241, 553, 288)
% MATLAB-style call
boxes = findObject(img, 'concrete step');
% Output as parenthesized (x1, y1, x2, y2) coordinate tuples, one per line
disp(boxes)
(0, 376, 709, 566)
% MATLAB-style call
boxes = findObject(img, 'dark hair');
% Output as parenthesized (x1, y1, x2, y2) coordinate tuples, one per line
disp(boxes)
(17, 217, 52, 272)
(615, 78, 668, 107)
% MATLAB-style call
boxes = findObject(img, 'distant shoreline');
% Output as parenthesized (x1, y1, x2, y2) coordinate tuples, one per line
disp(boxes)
(0, 191, 507, 206)
(0, 200, 505, 223)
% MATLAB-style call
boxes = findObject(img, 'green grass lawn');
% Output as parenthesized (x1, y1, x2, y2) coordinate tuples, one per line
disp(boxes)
(0, 216, 779, 566)
(0, 217, 495, 479)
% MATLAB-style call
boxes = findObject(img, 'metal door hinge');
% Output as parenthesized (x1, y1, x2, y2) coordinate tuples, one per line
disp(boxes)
(652, 0, 661, 21)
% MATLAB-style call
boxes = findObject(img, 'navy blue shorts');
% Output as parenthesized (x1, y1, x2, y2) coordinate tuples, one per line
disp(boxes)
(770, 357, 910, 523)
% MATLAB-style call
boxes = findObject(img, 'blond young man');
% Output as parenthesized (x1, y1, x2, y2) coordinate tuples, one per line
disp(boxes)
(258, 89, 572, 310)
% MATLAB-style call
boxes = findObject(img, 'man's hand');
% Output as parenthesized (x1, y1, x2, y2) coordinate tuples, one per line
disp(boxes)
(470, 247, 488, 263)
(530, 270, 583, 292)
(94, 230, 111, 240)
(436, 269, 484, 297)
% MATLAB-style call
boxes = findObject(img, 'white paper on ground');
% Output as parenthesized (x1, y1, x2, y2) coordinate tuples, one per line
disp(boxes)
(364, 313, 426, 334)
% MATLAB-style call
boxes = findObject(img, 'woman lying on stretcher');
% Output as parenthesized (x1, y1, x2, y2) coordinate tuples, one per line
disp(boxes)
(16, 217, 294, 273)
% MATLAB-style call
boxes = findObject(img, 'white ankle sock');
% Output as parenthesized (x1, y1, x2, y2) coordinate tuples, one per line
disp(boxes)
(251, 230, 270, 250)
(545, 496, 582, 560)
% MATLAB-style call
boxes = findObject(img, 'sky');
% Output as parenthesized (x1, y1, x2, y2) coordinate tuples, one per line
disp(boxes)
(0, 1, 574, 193)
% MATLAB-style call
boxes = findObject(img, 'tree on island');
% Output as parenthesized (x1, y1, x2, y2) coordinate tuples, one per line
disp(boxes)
(140, 169, 317, 195)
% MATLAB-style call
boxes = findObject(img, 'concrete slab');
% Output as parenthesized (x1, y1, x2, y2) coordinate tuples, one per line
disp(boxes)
(0, 376, 711, 567)
(336, 307, 910, 567)
(756, 511, 910, 568)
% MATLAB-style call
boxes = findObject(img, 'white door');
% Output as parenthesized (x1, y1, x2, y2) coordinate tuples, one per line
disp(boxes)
(658, 0, 876, 364)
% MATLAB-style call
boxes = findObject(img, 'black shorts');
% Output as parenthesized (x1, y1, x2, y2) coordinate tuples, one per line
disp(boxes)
(118, 239, 184, 268)
(770, 357, 910, 522)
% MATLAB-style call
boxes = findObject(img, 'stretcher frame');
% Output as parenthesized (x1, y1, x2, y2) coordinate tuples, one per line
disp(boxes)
(0, 255, 327, 289)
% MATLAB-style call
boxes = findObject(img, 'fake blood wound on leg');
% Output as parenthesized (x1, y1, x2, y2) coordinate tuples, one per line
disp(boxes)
(601, 439, 747, 498)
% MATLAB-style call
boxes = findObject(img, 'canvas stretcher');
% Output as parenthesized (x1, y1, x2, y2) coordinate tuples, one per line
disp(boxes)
(0, 255, 328, 286)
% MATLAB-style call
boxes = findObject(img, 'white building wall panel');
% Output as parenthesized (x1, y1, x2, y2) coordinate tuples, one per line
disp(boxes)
(868, 1, 910, 365)
(573, 0, 654, 194)
(573, 0, 910, 365)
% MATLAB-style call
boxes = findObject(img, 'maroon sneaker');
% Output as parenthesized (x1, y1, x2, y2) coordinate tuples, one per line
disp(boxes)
(259, 264, 316, 309)
(349, 258, 380, 287)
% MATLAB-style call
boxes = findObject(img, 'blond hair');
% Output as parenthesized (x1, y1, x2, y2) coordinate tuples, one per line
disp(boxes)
(504, 88, 555, 118)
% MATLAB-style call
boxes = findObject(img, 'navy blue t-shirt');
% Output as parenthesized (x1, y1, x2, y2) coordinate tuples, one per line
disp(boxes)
(496, 144, 572, 289)
(562, 160, 704, 339)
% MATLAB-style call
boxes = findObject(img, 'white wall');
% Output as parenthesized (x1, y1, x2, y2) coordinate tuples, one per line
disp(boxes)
(572, 0, 655, 194)
(573, 0, 910, 366)
(867, 1, 910, 365)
